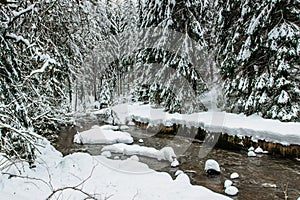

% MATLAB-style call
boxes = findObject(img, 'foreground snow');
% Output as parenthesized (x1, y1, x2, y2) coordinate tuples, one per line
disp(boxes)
(74, 125, 133, 144)
(0, 139, 231, 200)
(109, 103, 300, 145)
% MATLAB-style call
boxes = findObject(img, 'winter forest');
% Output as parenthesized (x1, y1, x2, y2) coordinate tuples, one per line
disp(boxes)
(0, 0, 300, 199)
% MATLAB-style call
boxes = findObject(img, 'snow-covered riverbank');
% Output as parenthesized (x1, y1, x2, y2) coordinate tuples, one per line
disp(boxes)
(104, 103, 300, 146)
(0, 138, 231, 200)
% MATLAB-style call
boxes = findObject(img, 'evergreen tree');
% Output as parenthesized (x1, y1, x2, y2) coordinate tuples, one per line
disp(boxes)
(216, 0, 300, 121)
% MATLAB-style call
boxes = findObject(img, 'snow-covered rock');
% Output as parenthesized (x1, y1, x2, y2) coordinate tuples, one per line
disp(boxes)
(263, 150, 269, 154)
(248, 151, 257, 157)
(129, 155, 139, 161)
(230, 172, 239, 179)
(127, 121, 135, 126)
(101, 151, 112, 158)
(159, 147, 177, 162)
(120, 125, 129, 130)
(225, 186, 239, 196)
(138, 139, 144, 143)
(297, 196, 300, 200)
(262, 183, 277, 188)
(254, 146, 264, 153)
(171, 159, 179, 167)
(224, 180, 233, 188)
(248, 146, 254, 151)
(175, 170, 184, 176)
(102, 144, 177, 163)
(74, 125, 133, 144)
(205, 159, 221, 174)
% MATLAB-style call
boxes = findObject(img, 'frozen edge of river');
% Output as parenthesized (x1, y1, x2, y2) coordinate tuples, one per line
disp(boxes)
(105, 103, 300, 146)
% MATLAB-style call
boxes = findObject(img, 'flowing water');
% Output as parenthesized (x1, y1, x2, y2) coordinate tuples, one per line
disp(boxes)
(55, 120, 300, 200)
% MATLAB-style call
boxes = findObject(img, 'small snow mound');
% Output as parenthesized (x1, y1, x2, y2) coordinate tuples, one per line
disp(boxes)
(138, 139, 144, 143)
(248, 146, 254, 151)
(205, 159, 220, 174)
(171, 158, 179, 167)
(254, 146, 264, 153)
(101, 151, 112, 158)
(175, 173, 190, 184)
(114, 156, 120, 160)
(262, 183, 277, 188)
(127, 121, 135, 126)
(120, 125, 129, 130)
(225, 186, 239, 196)
(224, 180, 233, 188)
(230, 172, 239, 179)
(73, 133, 82, 144)
(159, 147, 177, 162)
(263, 150, 269, 154)
(248, 151, 257, 157)
(175, 170, 184, 176)
(129, 155, 139, 161)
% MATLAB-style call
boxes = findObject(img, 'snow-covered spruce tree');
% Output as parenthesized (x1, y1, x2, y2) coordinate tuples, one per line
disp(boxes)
(0, 0, 100, 164)
(135, 0, 211, 113)
(216, 0, 300, 121)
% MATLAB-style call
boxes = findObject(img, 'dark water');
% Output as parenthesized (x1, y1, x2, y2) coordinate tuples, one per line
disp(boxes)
(55, 121, 300, 200)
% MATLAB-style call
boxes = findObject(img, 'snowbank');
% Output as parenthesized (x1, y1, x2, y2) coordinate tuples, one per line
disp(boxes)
(0, 139, 231, 200)
(106, 103, 300, 145)
(74, 125, 133, 144)
(101, 143, 177, 162)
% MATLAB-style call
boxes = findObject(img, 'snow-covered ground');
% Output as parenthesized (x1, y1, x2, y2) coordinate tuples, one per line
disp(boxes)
(108, 103, 300, 145)
(0, 139, 232, 200)
(74, 125, 133, 144)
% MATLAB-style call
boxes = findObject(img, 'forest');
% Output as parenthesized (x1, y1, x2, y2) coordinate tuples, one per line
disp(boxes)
(0, 0, 299, 199)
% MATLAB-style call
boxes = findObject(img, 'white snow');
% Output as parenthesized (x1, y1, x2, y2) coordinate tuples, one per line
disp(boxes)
(230, 172, 239, 179)
(224, 180, 233, 188)
(104, 103, 300, 145)
(101, 151, 112, 158)
(254, 146, 264, 154)
(171, 158, 179, 167)
(175, 170, 184, 176)
(74, 125, 133, 144)
(6, 33, 30, 46)
(248, 146, 254, 151)
(278, 90, 289, 104)
(262, 183, 277, 188)
(225, 186, 239, 196)
(129, 155, 139, 161)
(204, 159, 220, 173)
(247, 151, 257, 157)
(139, 139, 144, 143)
(101, 144, 177, 162)
(0, 139, 232, 200)
(12, 4, 35, 17)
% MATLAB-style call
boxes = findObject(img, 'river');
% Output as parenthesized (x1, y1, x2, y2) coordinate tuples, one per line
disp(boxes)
(55, 119, 300, 200)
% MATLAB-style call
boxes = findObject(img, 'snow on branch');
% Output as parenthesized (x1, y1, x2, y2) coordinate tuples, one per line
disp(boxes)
(6, 33, 30, 46)
(29, 53, 60, 77)
(12, 4, 35, 18)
